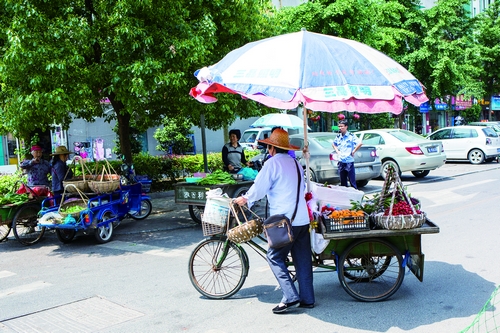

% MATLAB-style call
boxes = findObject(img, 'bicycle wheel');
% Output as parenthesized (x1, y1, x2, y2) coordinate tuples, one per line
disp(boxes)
(338, 238, 404, 302)
(12, 203, 45, 246)
(188, 237, 249, 299)
(0, 222, 11, 242)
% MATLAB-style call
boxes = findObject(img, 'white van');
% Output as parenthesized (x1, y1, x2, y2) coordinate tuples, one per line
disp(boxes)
(240, 127, 272, 150)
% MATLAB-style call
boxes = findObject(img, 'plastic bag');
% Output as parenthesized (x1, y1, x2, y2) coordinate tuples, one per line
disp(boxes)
(311, 229, 330, 254)
(39, 212, 64, 225)
(237, 167, 258, 181)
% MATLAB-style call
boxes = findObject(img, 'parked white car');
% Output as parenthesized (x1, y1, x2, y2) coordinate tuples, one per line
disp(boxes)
(427, 125, 500, 164)
(240, 127, 272, 150)
(355, 129, 446, 179)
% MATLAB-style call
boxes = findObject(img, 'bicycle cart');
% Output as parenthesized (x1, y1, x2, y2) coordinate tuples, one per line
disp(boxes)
(188, 199, 439, 302)
(173, 181, 253, 224)
(0, 183, 49, 246)
(38, 183, 152, 244)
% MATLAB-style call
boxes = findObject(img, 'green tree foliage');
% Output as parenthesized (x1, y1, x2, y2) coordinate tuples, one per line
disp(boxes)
(402, 0, 474, 108)
(466, 1, 500, 100)
(0, 0, 276, 162)
(154, 118, 194, 154)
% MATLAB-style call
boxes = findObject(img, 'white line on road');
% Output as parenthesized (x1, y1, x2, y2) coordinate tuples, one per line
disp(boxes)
(0, 271, 16, 279)
(0, 281, 52, 299)
(98, 240, 189, 257)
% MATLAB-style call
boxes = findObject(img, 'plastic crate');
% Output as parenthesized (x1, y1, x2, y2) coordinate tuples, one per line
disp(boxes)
(322, 215, 369, 233)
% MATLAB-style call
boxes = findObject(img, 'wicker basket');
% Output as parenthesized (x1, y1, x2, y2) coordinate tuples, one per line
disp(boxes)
(59, 199, 87, 218)
(89, 160, 120, 193)
(374, 212, 426, 230)
(89, 180, 120, 194)
(322, 215, 369, 233)
(63, 177, 90, 193)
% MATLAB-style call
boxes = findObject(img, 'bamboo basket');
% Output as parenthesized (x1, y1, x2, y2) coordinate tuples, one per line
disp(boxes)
(58, 184, 89, 219)
(373, 165, 425, 230)
(63, 157, 95, 193)
(88, 159, 120, 194)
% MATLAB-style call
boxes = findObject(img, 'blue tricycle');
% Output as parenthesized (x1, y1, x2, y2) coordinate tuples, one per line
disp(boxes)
(38, 183, 152, 244)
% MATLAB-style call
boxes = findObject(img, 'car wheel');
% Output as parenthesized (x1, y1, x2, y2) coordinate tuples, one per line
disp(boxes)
(380, 160, 400, 180)
(411, 170, 430, 178)
(468, 149, 485, 164)
(308, 169, 318, 183)
(355, 180, 369, 188)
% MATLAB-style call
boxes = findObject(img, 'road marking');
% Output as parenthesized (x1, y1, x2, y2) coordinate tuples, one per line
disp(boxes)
(98, 240, 189, 257)
(0, 271, 16, 279)
(409, 179, 496, 208)
(0, 281, 52, 299)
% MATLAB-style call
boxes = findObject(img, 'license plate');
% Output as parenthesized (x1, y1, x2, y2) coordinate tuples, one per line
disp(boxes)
(427, 147, 437, 153)
(356, 167, 371, 174)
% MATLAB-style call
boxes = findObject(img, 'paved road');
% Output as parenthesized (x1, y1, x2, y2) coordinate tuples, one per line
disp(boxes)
(1, 161, 499, 333)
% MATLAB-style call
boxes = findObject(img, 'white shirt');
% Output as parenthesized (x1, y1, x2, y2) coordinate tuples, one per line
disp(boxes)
(243, 153, 309, 227)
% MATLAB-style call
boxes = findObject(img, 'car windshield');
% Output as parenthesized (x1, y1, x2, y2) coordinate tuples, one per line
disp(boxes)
(241, 131, 259, 143)
(387, 130, 424, 142)
(313, 136, 335, 149)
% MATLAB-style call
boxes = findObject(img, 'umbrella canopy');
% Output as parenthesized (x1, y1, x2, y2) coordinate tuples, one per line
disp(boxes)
(250, 113, 310, 130)
(190, 29, 428, 114)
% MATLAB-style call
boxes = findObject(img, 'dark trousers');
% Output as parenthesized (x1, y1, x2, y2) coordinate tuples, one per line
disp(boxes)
(338, 162, 357, 189)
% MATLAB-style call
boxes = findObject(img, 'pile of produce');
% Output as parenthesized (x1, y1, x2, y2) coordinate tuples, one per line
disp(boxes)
(60, 205, 85, 215)
(328, 209, 365, 220)
(197, 170, 236, 185)
(0, 193, 29, 206)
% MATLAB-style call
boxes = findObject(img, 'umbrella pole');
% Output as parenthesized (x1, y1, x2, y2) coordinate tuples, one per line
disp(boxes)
(302, 107, 311, 192)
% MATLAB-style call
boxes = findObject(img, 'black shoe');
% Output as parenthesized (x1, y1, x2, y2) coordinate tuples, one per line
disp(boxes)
(299, 302, 315, 309)
(272, 300, 300, 314)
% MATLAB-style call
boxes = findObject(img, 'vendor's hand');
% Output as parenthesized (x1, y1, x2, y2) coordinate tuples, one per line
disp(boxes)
(233, 196, 247, 207)
(246, 161, 254, 167)
(228, 164, 234, 171)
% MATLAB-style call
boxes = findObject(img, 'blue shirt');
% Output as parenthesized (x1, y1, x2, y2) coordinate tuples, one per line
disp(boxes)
(243, 153, 309, 227)
(20, 158, 51, 186)
(333, 131, 359, 163)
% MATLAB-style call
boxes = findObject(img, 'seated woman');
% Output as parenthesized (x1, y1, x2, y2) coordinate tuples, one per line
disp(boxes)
(222, 129, 252, 173)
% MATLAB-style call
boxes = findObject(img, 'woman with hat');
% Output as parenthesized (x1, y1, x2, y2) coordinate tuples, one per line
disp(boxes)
(50, 146, 73, 197)
(20, 145, 52, 187)
(233, 128, 315, 314)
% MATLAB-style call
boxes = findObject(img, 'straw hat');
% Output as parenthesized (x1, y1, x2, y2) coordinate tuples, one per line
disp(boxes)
(50, 145, 72, 156)
(258, 128, 300, 151)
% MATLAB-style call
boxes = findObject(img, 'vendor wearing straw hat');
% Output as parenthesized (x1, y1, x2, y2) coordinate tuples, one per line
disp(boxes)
(233, 128, 315, 313)
(50, 145, 73, 196)
(20, 145, 51, 187)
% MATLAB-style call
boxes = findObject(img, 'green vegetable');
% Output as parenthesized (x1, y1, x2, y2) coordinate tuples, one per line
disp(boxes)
(60, 205, 85, 214)
(197, 170, 237, 185)
(0, 193, 29, 206)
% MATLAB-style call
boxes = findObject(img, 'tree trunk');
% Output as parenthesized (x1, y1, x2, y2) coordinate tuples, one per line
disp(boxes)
(108, 93, 132, 163)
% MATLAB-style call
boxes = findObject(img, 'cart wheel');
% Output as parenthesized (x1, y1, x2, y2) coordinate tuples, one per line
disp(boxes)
(188, 236, 249, 299)
(56, 229, 76, 244)
(232, 187, 249, 198)
(0, 223, 11, 242)
(338, 238, 404, 302)
(188, 205, 204, 224)
(12, 203, 45, 246)
(129, 199, 152, 220)
(94, 213, 114, 244)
